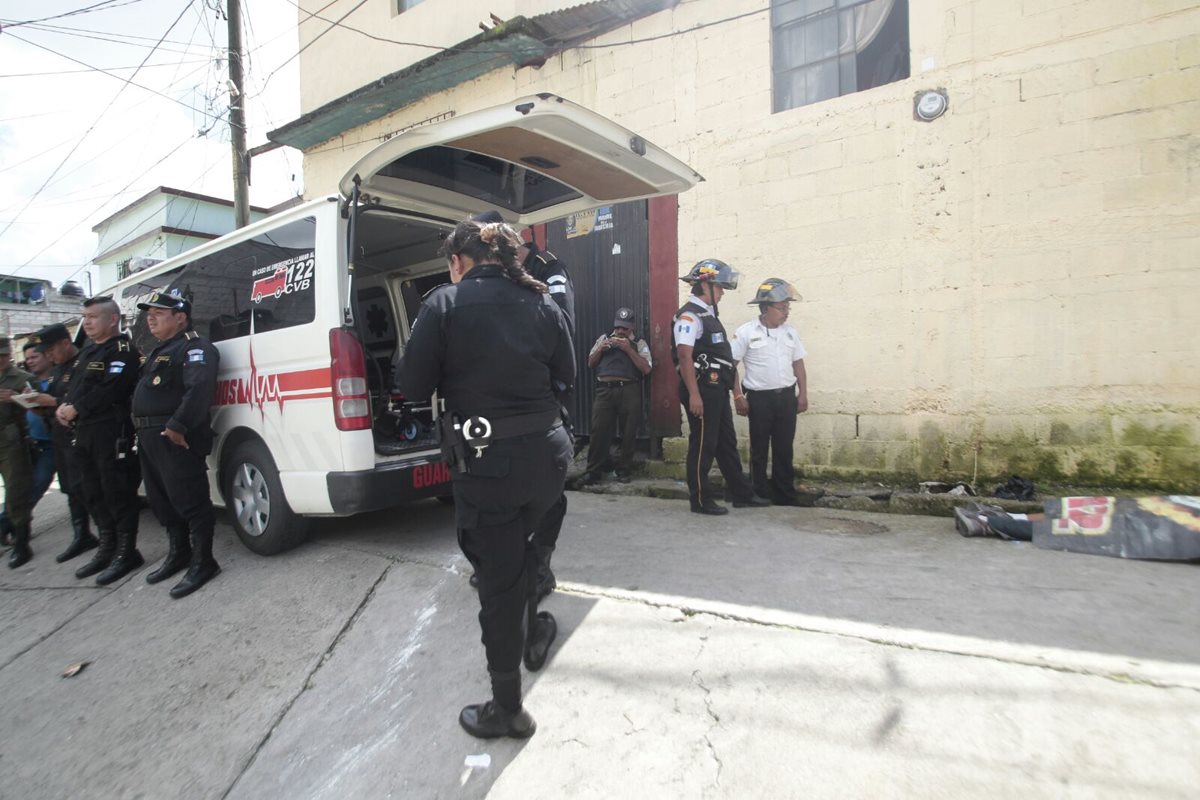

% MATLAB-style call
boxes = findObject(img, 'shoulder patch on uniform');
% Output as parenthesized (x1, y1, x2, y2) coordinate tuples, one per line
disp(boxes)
(548, 285, 566, 295)
(185, 331, 199, 340)
(546, 274, 567, 285)
(678, 313, 697, 324)
(186, 348, 205, 363)
(108, 361, 126, 374)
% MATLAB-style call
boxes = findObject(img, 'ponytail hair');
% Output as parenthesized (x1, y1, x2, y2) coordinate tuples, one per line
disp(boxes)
(440, 217, 548, 294)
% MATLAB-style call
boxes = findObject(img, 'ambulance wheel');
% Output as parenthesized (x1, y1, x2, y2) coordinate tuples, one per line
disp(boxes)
(224, 440, 310, 555)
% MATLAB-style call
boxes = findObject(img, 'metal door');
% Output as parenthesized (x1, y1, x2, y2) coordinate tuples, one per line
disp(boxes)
(542, 200, 649, 438)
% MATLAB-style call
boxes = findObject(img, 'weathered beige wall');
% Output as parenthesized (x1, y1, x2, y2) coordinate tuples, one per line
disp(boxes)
(299, 0, 1200, 491)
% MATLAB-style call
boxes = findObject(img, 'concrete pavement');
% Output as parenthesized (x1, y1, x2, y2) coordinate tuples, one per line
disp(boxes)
(0, 490, 1197, 798)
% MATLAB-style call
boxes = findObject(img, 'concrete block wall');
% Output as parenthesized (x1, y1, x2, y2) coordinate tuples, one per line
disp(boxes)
(299, 0, 1200, 491)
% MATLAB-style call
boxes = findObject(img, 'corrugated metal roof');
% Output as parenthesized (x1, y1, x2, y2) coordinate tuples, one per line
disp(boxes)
(268, 0, 678, 152)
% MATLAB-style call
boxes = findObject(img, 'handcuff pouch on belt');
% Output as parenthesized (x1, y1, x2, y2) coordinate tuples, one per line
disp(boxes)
(693, 353, 733, 388)
(438, 413, 493, 475)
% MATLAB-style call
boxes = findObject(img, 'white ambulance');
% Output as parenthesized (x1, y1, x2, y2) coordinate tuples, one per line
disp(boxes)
(106, 94, 701, 555)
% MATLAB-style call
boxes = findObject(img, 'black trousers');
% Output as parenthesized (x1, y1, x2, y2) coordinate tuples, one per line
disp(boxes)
(585, 382, 641, 474)
(680, 383, 755, 508)
(454, 425, 572, 676)
(746, 387, 798, 504)
(52, 426, 89, 525)
(138, 426, 215, 540)
(73, 419, 140, 534)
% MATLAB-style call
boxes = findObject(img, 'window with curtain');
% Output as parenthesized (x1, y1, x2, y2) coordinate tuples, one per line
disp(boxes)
(771, 0, 910, 113)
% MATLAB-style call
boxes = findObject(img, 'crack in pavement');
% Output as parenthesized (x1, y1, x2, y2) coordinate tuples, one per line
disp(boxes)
(691, 669, 723, 793)
(558, 583, 1200, 693)
(0, 585, 115, 672)
(219, 562, 394, 800)
(307, 540, 466, 576)
(0, 585, 110, 591)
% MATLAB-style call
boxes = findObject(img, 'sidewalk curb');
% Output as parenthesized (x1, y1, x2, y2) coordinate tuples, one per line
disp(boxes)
(561, 581, 1200, 692)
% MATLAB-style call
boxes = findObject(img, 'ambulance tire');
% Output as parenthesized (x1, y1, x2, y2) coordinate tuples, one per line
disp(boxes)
(223, 439, 310, 555)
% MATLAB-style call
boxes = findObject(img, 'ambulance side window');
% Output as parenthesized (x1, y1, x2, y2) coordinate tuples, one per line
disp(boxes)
(246, 216, 317, 334)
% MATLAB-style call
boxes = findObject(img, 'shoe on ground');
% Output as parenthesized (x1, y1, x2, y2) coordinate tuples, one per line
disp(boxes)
(732, 494, 771, 508)
(574, 471, 602, 487)
(459, 701, 536, 739)
(691, 502, 729, 516)
(8, 543, 32, 569)
(954, 506, 992, 538)
(524, 611, 557, 672)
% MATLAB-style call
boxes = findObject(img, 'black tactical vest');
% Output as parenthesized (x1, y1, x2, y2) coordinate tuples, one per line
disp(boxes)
(595, 343, 641, 381)
(672, 300, 734, 390)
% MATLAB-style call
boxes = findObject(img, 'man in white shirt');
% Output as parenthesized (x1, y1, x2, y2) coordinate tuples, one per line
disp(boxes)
(579, 306, 653, 484)
(731, 279, 808, 505)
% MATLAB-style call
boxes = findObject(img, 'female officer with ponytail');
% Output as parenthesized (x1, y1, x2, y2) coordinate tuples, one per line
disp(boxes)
(396, 217, 574, 740)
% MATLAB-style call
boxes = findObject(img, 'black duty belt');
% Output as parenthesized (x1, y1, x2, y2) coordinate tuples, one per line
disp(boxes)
(745, 384, 796, 395)
(596, 378, 637, 387)
(486, 408, 563, 440)
(439, 407, 562, 475)
(133, 415, 172, 429)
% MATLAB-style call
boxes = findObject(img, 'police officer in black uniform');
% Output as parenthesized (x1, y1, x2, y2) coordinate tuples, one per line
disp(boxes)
(32, 324, 99, 565)
(472, 210, 574, 603)
(54, 296, 143, 584)
(397, 216, 574, 740)
(132, 290, 222, 599)
(672, 260, 769, 515)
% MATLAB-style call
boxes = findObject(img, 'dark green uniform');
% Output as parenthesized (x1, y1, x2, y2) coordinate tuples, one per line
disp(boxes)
(0, 361, 34, 567)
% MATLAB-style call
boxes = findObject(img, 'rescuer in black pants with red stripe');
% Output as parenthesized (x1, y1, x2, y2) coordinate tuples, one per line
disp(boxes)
(131, 289, 221, 599)
(397, 216, 574, 740)
(672, 260, 768, 515)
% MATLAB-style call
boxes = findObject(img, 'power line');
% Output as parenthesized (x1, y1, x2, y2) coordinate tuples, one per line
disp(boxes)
(0, 0, 145, 29)
(257, 0, 369, 95)
(0, 58, 210, 78)
(13, 21, 218, 56)
(3, 31, 221, 119)
(0, 0, 197, 245)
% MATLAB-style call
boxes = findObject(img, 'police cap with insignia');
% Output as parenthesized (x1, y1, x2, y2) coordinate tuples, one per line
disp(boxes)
(470, 210, 506, 225)
(612, 307, 635, 329)
(33, 323, 70, 352)
(137, 289, 191, 315)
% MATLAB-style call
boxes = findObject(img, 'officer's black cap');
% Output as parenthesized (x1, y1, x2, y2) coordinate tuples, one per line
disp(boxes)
(137, 290, 191, 315)
(33, 323, 70, 352)
(470, 210, 505, 225)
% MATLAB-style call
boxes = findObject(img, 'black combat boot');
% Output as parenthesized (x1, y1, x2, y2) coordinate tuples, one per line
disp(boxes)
(523, 611, 558, 672)
(535, 545, 556, 602)
(95, 530, 144, 585)
(7, 523, 32, 569)
(459, 669, 536, 739)
(75, 529, 116, 579)
(56, 504, 98, 563)
(146, 526, 191, 584)
(169, 529, 220, 599)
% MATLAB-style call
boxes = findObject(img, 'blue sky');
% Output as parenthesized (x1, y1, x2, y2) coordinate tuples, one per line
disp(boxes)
(0, 0, 302, 292)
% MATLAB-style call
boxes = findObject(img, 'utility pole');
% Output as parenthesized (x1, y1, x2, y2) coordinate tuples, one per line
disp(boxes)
(227, 0, 250, 228)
